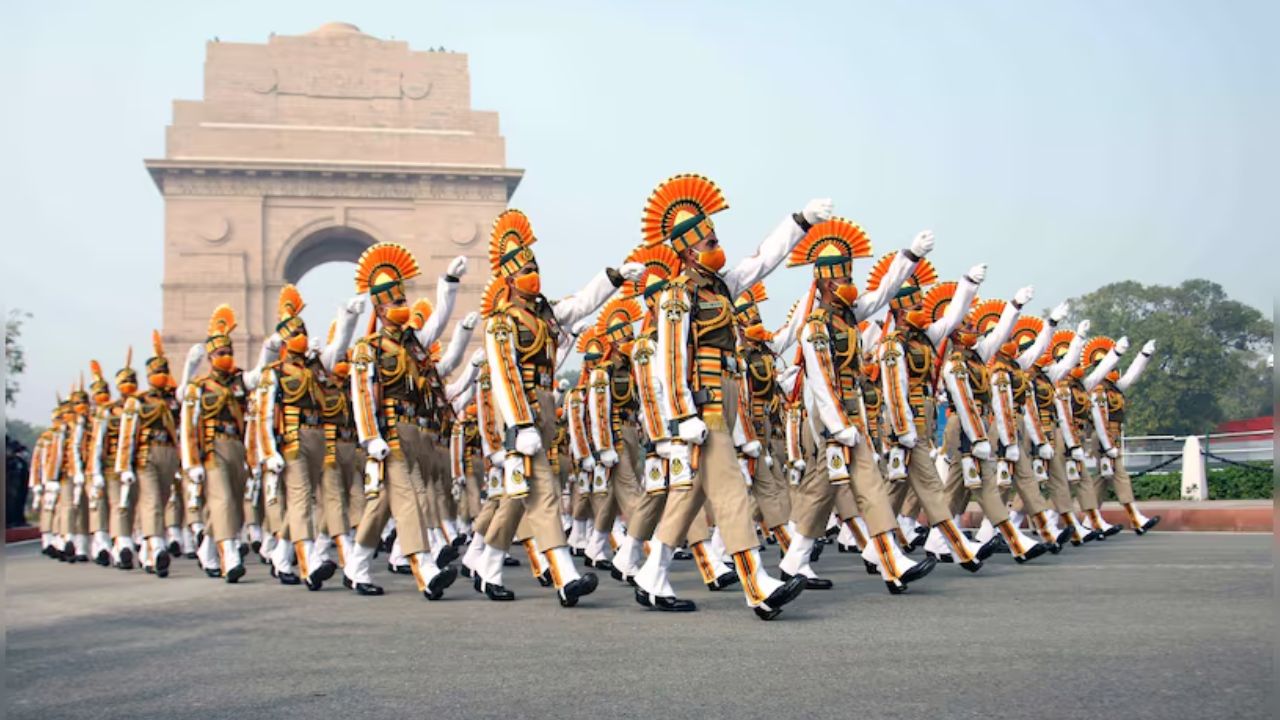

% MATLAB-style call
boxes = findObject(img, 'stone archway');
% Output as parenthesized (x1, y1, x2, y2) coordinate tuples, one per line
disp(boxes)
(147, 22, 522, 353)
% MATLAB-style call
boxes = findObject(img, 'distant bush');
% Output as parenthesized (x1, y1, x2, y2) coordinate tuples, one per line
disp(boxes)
(1106, 463, 1273, 501)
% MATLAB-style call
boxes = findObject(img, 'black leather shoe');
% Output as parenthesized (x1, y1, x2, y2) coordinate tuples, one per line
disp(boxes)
(754, 575, 807, 620)
(423, 565, 458, 601)
(1014, 543, 1048, 564)
(610, 565, 625, 582)
(205, 568, 223, 579)
(864, 559, 881, 575)
(897, 555, 937, 588)
(435, 545, 460, 569)
(451, 534, 467, 549)
(380, 529, 396, 555)
(250, 540, 262, 555)
(706, 571, 739, 591)
(388, 563, 413, 575)
(1045, 541, 1062, 555)
(558, 572, 599, 607)
(355, 582, 384, 596)
(277, 571, 301, 585)
(305, 560, 337, 591)
(503, 556, 521, 567)
(536, 569, 552, 587)
(184, 552, 198, 560)
(571, 547, 586, 557)
(1056, 526, 1075, 547)
(976, 537, 1001, 561)
(74, 554, 90, 563)
(672, 548, 693, 561)
(1083, 529, 1104, 543)
(155, 550, 171, 578)
(95, 549, 111, 567)
(479, 579, 516, 601)
(781, 571, 833, 590)
(1136, 516, 1161, 535)
(824, 524, 841, 539)
(116, 547, 134, 570)
(910, 527, 929, 550)
(225, 565, 246, 583)
(927, 551, 955, 564)
(837, 542, 857, 553)
(1102, 524, 1122, 537)
(238, 544, 249, 560)
(342, 575, 352, 589)
(459, 564, 472, 578)
(959, 558, 983, 573)
(635, 588, 697, 611)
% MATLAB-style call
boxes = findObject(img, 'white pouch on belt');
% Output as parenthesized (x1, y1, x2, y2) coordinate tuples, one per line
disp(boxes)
(826, 444, 850, 484)
(885, 446, 908, 482)
(961, 455, 982, 489)
(642, 455, 668, 495)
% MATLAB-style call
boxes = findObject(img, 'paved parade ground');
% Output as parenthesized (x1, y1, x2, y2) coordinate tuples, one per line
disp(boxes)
(5, 532, 1273, 720)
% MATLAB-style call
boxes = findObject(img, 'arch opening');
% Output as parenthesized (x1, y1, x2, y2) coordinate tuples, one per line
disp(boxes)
(281, 226, 378, 285)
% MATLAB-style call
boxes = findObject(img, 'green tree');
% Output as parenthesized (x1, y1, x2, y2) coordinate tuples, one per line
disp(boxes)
(6, 417, 44, 450)
(6, 308, 32, 406)
(1066, 279, 1272, 436)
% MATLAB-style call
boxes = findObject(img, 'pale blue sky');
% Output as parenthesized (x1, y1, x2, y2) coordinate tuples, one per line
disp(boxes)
(2, 1, 1275, 423)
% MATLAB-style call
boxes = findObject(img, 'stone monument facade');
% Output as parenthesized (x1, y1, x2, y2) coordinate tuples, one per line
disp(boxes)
(146, 22, 522, 352)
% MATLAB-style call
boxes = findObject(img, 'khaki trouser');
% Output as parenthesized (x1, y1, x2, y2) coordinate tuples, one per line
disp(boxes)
(590, 489, 619, 534)
(473, 496, 500, 536)
(341, 440, 366, 528)
(752, 436, 792, 529)
(137, 443, 178, 537)
(1044, 430, 1076, 514)
(282, 427, 326, 542)
(264, 469, 287, 539)
(108, 473, 135, 539)
(319, 438, 358, 537)
(609, 424, 667, 537)
(1083, 434, 1136, 505)
(790, 414, 897, 539)
(409, 426, 442, 530)
(483, 388, 571, 552)
(165, 466, 184, 531)
(1009, 431, 1049, 515)
(205, 437, 247, 542)
(943, 415, 1011, 524)
(352, 440, 429, 556)
(59, 479, 89, 536)
(653, 375, 758, 555)
(571, 477, 592, 521)
(461, 457, 483, 523)
(895, 441, 954, 525)
(89, 473, 110, 535)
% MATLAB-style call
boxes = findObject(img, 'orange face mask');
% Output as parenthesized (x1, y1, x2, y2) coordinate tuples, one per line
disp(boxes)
(148, 373, 170, 390)
(117, 382, 138, 396)
(1069, 367, 1084, 379)
(955, 331, 978, 348)
(835, 283, 859, 306)
(384, 305, 411, 326)
(74, 403, 88, 414)
(286, 333, 309, 355)
(743, 324, 771, 342)
(333, 361, 351, 378)
(1106, 370, 1120, 382)
(512, 271, 541, 295)
(904, 310, 929, 330)
(211, 355, 236, 373)
(93, 392, 110, 406)
(616, 340, 636, 357)
(1000, 341, 1019, 358)
(696, 247, 726, 272)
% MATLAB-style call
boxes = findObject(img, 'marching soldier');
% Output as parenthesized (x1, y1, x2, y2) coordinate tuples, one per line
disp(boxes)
(1052, 336, 1126, 539)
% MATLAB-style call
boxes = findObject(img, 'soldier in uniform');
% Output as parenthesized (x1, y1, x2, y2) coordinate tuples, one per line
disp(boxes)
(62, 380, 94, 564)
(1052, 336, 1126, 539)
(1027, 324, 1093, 544)
(115, 332, 182, 576)
(1084, 337, 1161, 534)
(631, 174, 830, 618)
(782, 217, 938, 594)
(483, 209, 642, 606)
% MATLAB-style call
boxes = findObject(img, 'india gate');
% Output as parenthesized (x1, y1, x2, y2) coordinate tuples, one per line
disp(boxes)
(146, 21, 522, 350)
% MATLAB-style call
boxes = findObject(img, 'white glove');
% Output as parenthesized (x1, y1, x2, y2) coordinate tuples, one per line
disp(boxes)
(1106, 447, 1119, 459)
(1049, 301, 1069, 324)
(365, 438, 390, 461)
(741, 439, 761, 458)
(470, 349, 486, 367)
(73, 471, 86, 486)
(345, 295, 367, 315)
(778, 365, 801, 394)
(186, 343, 205, 367)
(966, 263, 988, 285)
(582, 455, 596, 472)
(265, 454, 285, 474)
(557, 378, 570, 392)
(763, 453, 774, 468)
(308, 337, 323, 356)
(447, 255, 468, 278)
(571, 318, 592, 336)
(909, 230, 935, 258)
(618, 262, 644, 282)
(971, 440, 993, 460)
(1070, 446, 1085, 462)
(461, 311, 480, 331)
(1115, 337, 1131, 355)
(120, 470, 136, 485)
(833, 426, 860, 448)
(264, 333, 283, 354)
(363, 459, 382, 495)
(598, 448, 619, 467)
(1004, 444, 1020, 463)
(515, 426, 543, 456)
(187, 465, 206, 485)
(92, 473, 106, 489)
(1076, 319, 1091, 337)
(677, 417, 708, 445)
(897, 430, 917, 449)
(489, 449, 507, 466)
(801, 198, 834, 225)
(654, 440, 674, 459)
(792, 458, 806, 472)
(1014, 285, 1035, 307)
(1141, 340, 1156, 355)
(1037, 444, 1053, 460)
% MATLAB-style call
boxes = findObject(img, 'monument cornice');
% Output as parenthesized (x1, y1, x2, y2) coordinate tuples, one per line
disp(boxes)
(144, 158, 523, 200)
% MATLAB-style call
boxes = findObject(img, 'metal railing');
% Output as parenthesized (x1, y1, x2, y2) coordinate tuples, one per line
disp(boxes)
(1122, 429, 1273, 472)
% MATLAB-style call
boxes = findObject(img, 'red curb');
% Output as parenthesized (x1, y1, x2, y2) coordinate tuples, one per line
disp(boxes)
(6, 527, 40, 543)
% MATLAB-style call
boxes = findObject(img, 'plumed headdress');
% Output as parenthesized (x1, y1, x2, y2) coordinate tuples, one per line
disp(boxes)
(489, 209, 538, 278)
(205, 304, 237, 354)
(355, 243, 420, 306)
(866, 251, 938, 311)
(624, 244, 682, 300)
(786, 217, 872, 280)
(641, 174, 729, 252)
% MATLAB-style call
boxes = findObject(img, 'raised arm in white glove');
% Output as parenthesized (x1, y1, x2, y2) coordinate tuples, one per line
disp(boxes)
(618, 262, 644, 283)
(967, 263, 987, 285)
(1049, 302, 1069, 325)
(910, 230, 935, 257)
(801, 198, 834, 226)
(1013, 285, 1035, 308)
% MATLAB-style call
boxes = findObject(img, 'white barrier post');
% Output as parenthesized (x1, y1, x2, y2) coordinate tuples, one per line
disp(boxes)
(1180, 436, 1208, 501)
